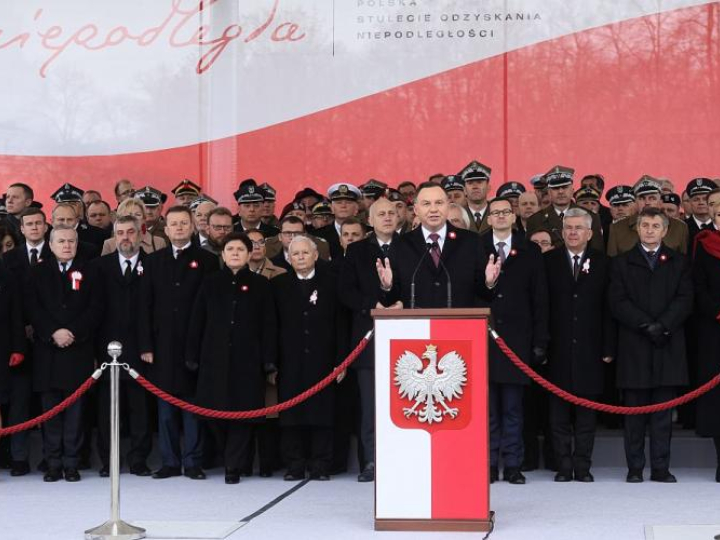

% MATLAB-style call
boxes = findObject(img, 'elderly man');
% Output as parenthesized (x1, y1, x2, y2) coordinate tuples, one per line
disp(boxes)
(273, 235, 347, 481)
(191, 198, 218, 248)
(26, 226, 102, 482)
(51, 203, 102, 258)
(609, 208, 693, 483)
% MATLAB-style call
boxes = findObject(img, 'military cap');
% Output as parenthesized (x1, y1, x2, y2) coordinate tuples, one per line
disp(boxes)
(189, 195, 218, 211)
(605, 185, 636, 206)
(294, 187, 323, 202)
(386, 188, 405, 203)
(51, 183, 84, 203)
(171, 179, 201, 197)
(327, 183, 361, 202)
(30, 200, 44, 209)
(496, 181, 526, 198)
(133, 186, 167, 207)
(311, 200, 333, 216)
(544, 165, 575, 188)
(580, 173, 606, 191)
(259, 182, 277, 201)
(0, 195, 6, 215)
(685, 177, 717, 198)
(574, 186, 601, 202)
(633, 175, 661, 197)
(280, 200, 306, 219)
(530, 174, 547, 190)
(441, 175, 465, 193)
(661, 193, 681, 207)
(458, 160, 491, 182)
(361, 179, 388, 198)
(234, 180, 264, 204)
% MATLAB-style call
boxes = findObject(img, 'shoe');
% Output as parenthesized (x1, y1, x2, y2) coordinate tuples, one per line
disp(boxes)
(64, 468, 81, 482)
(554, 471, 573, 482)
(650, 470, 677, 483)
(129, 464, 152, 477)
(490, 466, 499, 484)
(10, 461, 30, 477)
(225, 469, 240, 484)
(309, 472, 330, 481)
(259, 471, 273, 478)
(184, 466, 206, 480)
(152, 466, 182, 479)
(357, 463, 375, 483)
(99, 466, 109, 478)
(43, 469, 63, 482)
(574, 471, 594, 483)
(503, 468, 526, 485)
(284, 472, 305, 481)
(626, 469, 644, 483)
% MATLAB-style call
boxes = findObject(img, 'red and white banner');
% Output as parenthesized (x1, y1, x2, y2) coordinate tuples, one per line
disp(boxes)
(0, 0, 718, 208)
(375, 316, 488, 522)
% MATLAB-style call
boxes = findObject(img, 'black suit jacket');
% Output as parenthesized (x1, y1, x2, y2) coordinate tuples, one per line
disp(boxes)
(314, 223, 343, 261)
(0, 263, 25, 394)
(385, 224, 490, 309)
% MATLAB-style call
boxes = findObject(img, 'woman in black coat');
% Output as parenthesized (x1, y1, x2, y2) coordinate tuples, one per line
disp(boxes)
(692, 212, 720, 481)
(0, 262, 25, 431)
(187, 233, 277, 484)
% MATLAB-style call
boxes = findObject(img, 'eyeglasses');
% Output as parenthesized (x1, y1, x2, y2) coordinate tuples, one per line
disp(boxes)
(488, 209, 513, 217)
(210, 224, 233, 232)
(533, 240, 553, 247)
(251, 240, 266, 247)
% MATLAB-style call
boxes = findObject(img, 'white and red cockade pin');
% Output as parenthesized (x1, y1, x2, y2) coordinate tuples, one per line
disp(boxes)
(241, 285, 249, 292)
(659, 254, 668, 262)
(70, 270, 83, 291)
(509, 249, 518, 257)
(309, 289, 318, 305)
(448, 231, 457, 240)
(136, 262, 144, 276)
(189, 260, 199, 269)
(582, 259, 591, 274)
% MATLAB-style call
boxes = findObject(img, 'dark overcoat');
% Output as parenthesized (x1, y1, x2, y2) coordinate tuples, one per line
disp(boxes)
(0, 263, 25, 394)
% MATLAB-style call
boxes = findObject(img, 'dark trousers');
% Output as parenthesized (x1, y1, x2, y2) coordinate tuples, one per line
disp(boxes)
(332, 370, 361, 472)
(489, 383, 524, 469)
(282, 426, 333, 476)
(522, 375, 553, 469)
(623, 387, 675, 472)
(243, 419, 282, 474)
(209, 421, 253, 472)
(41, 391, 84, 470)
(7, 369, 33, 462)
(157, 399, 203, 469)
(97, 381, 152, 468)
(549, 394, 598, 474)
(356, 369, 375, 464)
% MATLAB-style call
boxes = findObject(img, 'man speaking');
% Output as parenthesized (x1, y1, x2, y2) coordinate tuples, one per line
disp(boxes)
(376, 181, 499, 307)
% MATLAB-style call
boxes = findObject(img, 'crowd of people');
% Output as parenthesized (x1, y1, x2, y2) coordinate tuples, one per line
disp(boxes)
(0, 160, 719, 488)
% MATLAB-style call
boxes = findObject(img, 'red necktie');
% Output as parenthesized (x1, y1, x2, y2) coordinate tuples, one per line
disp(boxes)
(428, 233, 441, 267)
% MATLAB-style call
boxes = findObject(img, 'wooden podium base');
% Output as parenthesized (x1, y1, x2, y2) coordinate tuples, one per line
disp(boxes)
(375, 512, 494, 532)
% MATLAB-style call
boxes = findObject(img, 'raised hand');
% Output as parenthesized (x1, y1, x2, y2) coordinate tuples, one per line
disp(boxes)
(376, 257, 393, 290)
(485, 254, 502, 287)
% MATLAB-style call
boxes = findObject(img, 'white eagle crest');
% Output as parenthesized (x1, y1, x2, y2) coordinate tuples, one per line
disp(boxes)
(394, 344, 467, 424)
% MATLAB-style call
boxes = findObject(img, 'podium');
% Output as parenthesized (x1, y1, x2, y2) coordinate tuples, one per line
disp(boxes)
(372, 308, 492, 532)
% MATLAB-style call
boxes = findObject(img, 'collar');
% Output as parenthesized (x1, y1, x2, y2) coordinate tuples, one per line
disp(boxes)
(119, 252, 140, 270)
(567, 249, 584, 261)
(492, 232, 512, 250)
(172, 241, 192, 257)
(296, 269, 316, 280)
(421, 224, 447, 243)
(27, 240, 44, 254)
(198, 233, 208, 245)
(334, 221, 342, 236)
(694, 216, 713, 228)
(554, 205, 570, 216)
(467, 202, 487, 215)
(58, 259, 73, 270)
(640, 242, 662, 253)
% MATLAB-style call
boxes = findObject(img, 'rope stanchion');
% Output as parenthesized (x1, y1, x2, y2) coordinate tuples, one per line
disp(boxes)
(130, 330, 373, 420)
(490, 327, 720, 415)
(0, 368, 103, 437)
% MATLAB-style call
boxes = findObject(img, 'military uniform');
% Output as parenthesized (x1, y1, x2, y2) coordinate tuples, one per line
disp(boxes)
(607, 216, 688, 256)
(526, 205, 604, 252)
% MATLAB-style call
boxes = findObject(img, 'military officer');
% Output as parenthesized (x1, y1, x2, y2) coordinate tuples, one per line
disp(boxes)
(458, 160, 492, 234)
(171, 178, 202, 207)
(314, 183, 362, 260)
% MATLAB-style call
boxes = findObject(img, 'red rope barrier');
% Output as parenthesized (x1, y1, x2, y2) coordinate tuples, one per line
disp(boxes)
(0, 371, 101, 437)
(131, 332, 372, 420)
(491, 329, 720, 415)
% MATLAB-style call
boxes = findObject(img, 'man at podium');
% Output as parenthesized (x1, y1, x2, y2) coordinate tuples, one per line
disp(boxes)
(376, 181, 500, 307)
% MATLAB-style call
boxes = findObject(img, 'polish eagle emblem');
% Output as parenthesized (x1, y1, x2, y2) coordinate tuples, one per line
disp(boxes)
(394, 344, 467, 424)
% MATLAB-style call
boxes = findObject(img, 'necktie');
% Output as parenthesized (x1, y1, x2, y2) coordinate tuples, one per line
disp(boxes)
(474, 212, 482, 228)
(124, 260, 133, 281)
(647, 250, 657, 269)
(428, 233, 441, 267)
(573, 255, 580, 280)
(30, 248, 38, 266)
(559, 211, 565, 221)
(496, 241, 506, 264)
(61, 262, 67, 275)
(175, 248, 183, 260)
(381, 244, 390, 257)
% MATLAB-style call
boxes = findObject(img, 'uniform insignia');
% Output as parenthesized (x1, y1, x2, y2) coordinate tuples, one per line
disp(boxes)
(309, 289, 318, 305)
(339, 185, 348, 194)
(248, 186, 255, 194)
(394, 344, 467, 424)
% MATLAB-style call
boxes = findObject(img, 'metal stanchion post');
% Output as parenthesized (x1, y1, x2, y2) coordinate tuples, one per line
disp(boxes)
(85, 342, 146, 540)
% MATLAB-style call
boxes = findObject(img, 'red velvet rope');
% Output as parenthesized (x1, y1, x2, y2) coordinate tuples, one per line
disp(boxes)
(491, 330, 720, 415)
(0, 373, 99, 437)
(131, 333, 372, 420)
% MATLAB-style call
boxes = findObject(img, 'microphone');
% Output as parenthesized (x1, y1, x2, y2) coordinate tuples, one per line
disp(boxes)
(410, 243, 434, 309)
(433, 243, 453, 308)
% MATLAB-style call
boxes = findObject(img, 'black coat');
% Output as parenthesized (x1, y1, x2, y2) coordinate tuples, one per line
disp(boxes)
(273, 267, 346, 427)
(94, 251, 148, 379)
(481, 232, 549, 385)
(339, 234, 398, 370)
(686, 217, 715, 257)
(608, 244, 693, 389)
(78, 221, 110, 251)
(187, 267, 277, 413)
(25, 256, 103, 392)
(691, 241, 720, 436)
(0, 263, 25, 394)
(138, 245, 219, 395)
(544, 248, 615, 395)
(385, 224, 490, 309)
(314, 223, 343, 261)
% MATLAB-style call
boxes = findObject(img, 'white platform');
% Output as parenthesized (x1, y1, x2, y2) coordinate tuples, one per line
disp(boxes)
(1, 467, 720, 540)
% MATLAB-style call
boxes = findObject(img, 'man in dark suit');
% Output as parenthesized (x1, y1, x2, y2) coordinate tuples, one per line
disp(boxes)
(481, 197, 548, 485)
(2, 183, 34, 238)
(232, 180, 280, 237)
(50, 203, 103, 259)
(25, 225, 103, 482)
(340, 198, 402, 483)
(139, 206, 219, 480)
(95, 216, 152, 477)
(2, 207, 51, 476)
(314, 183, 362, 260)
(545, 208, 614, 483)
(609, 208, 693, 483)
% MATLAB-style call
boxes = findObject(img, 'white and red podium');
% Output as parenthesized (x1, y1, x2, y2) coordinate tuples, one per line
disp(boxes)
(372, 308, 492, 532)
